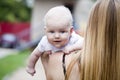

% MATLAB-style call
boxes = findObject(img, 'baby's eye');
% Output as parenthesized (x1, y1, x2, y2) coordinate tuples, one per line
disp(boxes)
(49, 31, 54, 33)
(50, 31, 54, 33)
(60, 31, 66, 33)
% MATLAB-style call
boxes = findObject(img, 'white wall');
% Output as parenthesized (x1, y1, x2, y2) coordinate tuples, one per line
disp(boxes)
(74, 0, 94, 34)
(31, 0, 63, 41)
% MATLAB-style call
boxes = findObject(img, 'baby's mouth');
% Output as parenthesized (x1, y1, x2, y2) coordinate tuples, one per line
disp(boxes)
(53, 41, 61, 43)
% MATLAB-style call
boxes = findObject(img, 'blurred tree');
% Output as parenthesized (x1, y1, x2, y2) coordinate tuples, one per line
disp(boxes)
(0, 0, 32, 22)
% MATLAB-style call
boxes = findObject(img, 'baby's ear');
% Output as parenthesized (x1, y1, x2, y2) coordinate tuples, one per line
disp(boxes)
(44, 27, 47, 34)
(70, 27, 73, 34)
(44, 27, 47, 31)
(44, 26, 46, 30)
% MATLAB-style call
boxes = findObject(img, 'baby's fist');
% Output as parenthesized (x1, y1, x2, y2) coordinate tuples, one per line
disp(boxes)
(64, 47, 72, 55)
(26, 67, 36, 76)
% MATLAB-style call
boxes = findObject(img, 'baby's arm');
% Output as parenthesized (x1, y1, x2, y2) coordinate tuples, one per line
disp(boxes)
(26, 47, 42, 76)
(64, 43, 83, 54)
(64, 34, 84, 54)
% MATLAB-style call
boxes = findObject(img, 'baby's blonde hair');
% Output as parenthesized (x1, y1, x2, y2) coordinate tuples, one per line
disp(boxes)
(44, 6, 73, 27)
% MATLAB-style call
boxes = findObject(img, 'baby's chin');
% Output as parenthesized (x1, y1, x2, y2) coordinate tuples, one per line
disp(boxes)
(53, 44, 65, 48)
(54, 45, 62, 48)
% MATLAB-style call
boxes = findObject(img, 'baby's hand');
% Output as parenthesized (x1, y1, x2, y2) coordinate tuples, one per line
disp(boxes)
(44, 50, 52, 55)
(64, 46, 73, 55)
(26, 67, 36, 76)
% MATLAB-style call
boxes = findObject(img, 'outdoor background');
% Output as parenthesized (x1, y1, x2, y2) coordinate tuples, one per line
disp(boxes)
(0, 0, 96, 80)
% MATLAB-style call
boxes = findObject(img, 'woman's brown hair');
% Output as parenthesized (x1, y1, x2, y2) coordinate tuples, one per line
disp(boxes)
(66, 0, 120, 80)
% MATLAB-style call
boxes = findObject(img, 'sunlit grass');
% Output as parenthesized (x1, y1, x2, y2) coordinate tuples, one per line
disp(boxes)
(0, 50, 31, 80)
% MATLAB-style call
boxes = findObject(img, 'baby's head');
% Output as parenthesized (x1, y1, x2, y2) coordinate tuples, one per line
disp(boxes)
(44, 6, 73, 28)
(44, 6, 73, 48)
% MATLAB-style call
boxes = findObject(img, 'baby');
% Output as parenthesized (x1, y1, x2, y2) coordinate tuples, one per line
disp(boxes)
(26, 6, 84, 76)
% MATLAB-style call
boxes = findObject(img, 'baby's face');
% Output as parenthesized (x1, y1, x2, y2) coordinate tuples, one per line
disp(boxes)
(45, 22, 72, 48)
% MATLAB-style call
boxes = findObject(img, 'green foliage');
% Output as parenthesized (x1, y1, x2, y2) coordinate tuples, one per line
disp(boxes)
(0, 0, 32, 22)
(0, 50, 31, 80)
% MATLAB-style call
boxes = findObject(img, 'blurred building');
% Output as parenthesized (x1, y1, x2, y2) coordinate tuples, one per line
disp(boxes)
(30, 0, 94, 41)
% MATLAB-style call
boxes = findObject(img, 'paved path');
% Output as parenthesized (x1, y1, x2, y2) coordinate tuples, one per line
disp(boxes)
(0, 48, 18, 59)
(3, 59, 46, 80)
(0, 48, 46, 80)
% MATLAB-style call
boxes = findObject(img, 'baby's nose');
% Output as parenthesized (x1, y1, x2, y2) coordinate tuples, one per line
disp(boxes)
(54, 33, 60, 38)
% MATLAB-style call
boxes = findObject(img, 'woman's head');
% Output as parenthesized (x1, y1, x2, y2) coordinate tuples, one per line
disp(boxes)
(81, 0, 120, 80)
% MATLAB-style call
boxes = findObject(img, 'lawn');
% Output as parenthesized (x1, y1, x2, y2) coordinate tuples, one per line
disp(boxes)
(0, 49, 31, 80)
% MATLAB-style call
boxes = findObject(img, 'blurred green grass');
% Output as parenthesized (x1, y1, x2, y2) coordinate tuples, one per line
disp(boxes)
(0, 50, 31, 80)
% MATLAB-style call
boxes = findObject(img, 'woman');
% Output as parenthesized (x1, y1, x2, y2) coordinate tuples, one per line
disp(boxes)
(66, 0, 120, 80)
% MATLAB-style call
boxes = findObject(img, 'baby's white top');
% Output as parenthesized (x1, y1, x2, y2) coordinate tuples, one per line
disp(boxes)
(37, 31, 84, 53)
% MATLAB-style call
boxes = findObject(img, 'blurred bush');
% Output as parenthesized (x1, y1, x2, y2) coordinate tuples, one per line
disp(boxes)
(0, 0, 32, 22)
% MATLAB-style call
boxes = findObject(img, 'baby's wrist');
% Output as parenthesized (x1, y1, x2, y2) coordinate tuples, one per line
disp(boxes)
(26, 67, 36, 75)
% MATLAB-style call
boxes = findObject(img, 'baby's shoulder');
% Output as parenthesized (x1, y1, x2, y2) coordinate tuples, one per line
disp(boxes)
(40, 36, 47, 41)
(39, 36, 49, 45)
(71, 32, 83, 40)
